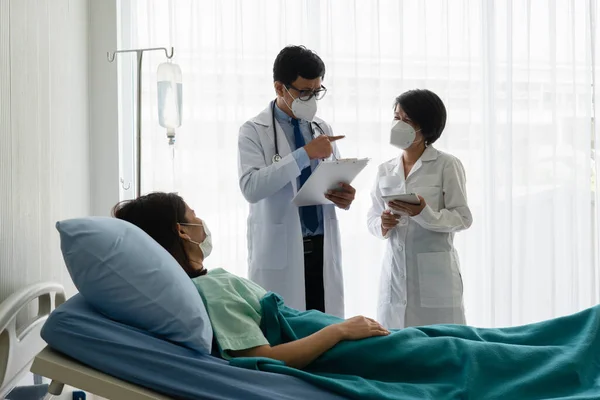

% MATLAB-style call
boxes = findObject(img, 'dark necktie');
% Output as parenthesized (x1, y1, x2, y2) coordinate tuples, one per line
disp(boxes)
(291, 118, 319, 234)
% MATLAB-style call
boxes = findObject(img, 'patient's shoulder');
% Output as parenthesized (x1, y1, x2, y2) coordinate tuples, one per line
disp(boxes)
(194, 268, 263, 294)
(193, 268, 233, 287)
(206, 267, 229, 276)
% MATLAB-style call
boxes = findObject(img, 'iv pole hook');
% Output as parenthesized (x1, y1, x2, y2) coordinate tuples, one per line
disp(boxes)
(107, 46, 175, 198)
(107, 47, 174, 63)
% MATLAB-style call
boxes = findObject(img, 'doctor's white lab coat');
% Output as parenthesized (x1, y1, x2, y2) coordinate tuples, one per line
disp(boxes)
(367, 146, 472, 329)
(237, 104, 345, 318)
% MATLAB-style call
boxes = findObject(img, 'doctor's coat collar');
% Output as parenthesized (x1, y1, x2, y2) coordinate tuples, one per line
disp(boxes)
(393, 145, 439, 164)
(251, 103, 327, 127)
(416, 145, 439, 162)
(386, 145, 439, 174)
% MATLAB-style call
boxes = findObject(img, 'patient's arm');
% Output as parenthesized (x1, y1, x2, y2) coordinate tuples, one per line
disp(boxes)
(230, 324, 342, 369)
(229, 316, 389, 369)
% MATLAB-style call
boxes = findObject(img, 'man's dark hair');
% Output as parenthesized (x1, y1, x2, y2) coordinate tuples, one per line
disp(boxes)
(273, 45, 326, 85)
(395, 89, 447, 145)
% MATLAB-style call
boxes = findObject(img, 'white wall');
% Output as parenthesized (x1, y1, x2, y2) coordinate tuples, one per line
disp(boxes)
(0, 0, 91, 302)
(89, 0, 119, 217)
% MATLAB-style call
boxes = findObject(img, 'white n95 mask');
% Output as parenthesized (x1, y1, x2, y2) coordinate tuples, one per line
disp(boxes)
(390, 120, 421, 150)
(180, 220, 213, 259)
(284, 87, 318, 122)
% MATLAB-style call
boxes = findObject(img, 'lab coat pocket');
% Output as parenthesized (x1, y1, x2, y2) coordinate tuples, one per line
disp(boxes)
(379, 175, 404, 196)
(251, 223, 288, 270)
(417, 252, 461, 308)
(412, 174, 440, 187)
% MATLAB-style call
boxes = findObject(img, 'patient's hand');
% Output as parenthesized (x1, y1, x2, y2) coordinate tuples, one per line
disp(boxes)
(228, 323, 352, 369)
(336, 316, 390, 341)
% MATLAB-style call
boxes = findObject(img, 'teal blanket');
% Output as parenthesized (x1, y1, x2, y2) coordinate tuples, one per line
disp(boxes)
(230, 292, 600, 400)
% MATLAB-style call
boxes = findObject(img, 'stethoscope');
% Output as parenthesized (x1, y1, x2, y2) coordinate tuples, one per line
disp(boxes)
(271, 99, 326, 163)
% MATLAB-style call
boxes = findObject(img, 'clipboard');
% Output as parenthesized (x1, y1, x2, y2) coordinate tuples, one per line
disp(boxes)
(292, 158, 370, 207)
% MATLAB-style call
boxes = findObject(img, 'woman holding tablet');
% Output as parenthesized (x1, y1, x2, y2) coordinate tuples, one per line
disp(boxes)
(367, 89, 473, 329)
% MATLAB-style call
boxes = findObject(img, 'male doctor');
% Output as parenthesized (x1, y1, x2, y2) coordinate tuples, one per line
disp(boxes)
(237, 45, 355, 317)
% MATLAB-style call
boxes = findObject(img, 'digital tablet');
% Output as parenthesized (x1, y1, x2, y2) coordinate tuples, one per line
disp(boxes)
(381, 193, 421, 205)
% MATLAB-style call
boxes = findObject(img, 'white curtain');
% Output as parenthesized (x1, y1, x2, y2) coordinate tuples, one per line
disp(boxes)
(118, 0, 598, 328)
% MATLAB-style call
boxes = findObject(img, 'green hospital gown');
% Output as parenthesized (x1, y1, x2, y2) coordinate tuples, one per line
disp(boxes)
(192, 268, 269, 359)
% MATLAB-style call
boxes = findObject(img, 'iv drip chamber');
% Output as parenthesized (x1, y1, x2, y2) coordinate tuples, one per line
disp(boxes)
(157, 61, 182, 144)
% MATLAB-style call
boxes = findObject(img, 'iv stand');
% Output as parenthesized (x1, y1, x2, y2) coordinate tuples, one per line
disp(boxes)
(107, 47, 175, 198)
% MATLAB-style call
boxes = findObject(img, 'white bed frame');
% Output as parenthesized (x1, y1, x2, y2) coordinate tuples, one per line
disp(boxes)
(0, 282, 65, 398)
(31, 347, 170, 400)
(0, 281, 170, 400)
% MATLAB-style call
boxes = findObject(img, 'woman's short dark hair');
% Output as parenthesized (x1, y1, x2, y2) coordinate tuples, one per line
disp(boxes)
(273, 45, 326, 85)
(112, 192, 201, 278)
(395, 89, 447, 145)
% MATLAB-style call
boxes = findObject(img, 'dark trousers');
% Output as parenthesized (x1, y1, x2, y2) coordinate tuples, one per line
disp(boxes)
(303, 235, 325, 312)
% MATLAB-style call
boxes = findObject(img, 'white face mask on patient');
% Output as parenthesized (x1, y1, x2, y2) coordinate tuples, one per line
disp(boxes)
(180, 220, 213, 259)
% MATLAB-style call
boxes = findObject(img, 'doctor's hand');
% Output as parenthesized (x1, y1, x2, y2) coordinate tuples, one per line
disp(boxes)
(388, 196, 426, 217)
(335, 316, 390, 341)
(305, 135, 345, 160)
(381, 210, 401, 236)
(325, 183, 356, 210)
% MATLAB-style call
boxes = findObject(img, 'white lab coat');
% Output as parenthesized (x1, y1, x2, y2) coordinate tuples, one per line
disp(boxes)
(367, 146, 472, 329)
(237, 104, 345, 318)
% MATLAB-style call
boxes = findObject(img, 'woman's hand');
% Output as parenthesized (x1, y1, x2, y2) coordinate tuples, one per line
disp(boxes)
(230, 320, 384, 370)
(381, 210, 400, 236)
(230, 317, 389, 369)
(388, 195, 426, 217)
(336, 316, 390, 341)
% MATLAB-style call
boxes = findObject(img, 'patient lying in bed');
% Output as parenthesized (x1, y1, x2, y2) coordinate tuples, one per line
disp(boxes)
(113, 192, 387, 369)
(113, 192, 600, 400)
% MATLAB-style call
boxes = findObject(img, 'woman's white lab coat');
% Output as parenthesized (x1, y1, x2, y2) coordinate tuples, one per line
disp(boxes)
(367, 146, 472, 329)
(237, 104, 345, 318)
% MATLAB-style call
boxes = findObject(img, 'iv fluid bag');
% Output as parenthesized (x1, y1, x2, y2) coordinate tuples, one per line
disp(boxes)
(157, 62, 182, 131)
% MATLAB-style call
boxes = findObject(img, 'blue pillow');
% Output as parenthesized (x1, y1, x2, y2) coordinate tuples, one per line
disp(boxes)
(56, 217, 213, 353)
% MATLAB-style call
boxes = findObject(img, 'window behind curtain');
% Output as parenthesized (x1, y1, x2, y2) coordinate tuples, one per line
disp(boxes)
(117, 0, 599, 327)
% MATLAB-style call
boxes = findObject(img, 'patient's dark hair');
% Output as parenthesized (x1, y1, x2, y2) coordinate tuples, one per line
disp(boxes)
(112, 192, 202, 278)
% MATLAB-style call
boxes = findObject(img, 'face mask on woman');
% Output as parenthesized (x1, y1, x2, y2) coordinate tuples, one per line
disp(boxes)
(180, 220, 213, 259)
(390, 120, 422, 150)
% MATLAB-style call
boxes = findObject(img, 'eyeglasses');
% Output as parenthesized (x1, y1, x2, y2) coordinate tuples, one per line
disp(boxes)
(180, 222, 203, 228)
(286, 84, 328, 101)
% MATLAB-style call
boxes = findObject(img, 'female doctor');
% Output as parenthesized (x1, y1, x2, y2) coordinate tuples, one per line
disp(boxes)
(367, 89, 473, 329)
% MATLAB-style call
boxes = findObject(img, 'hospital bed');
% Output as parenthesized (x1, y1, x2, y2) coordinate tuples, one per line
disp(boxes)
(1, 282, 347, 399)
(31, 348, 170, 400)
(0, 282, 65, 399)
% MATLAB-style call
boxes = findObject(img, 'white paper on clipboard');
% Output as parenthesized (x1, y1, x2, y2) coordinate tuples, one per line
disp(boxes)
(292, 158, 370, 207)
